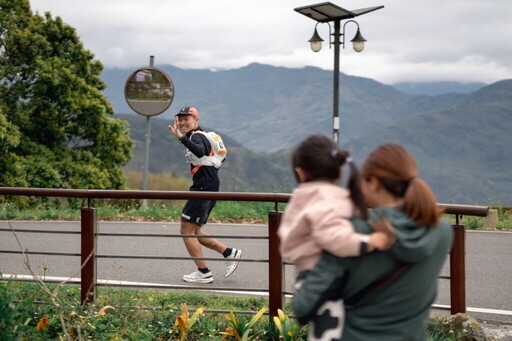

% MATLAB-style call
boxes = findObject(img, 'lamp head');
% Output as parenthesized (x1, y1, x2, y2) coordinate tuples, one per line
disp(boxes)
(351, 28, 366, 52)
(308, 28, 324, 52)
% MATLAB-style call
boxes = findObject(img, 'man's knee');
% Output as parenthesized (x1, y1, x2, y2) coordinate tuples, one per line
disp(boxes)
(180, 220, 201, 235)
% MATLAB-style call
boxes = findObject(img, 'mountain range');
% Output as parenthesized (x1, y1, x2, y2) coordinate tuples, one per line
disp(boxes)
(392, 81, 485, 96)
(103, 64, 511, 205)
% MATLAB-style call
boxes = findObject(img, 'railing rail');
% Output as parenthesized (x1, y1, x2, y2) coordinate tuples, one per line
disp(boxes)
(0, 187, 489, 216)
(0, 187, 489, 317)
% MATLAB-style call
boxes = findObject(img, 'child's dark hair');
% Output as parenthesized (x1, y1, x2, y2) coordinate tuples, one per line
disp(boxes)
(292, 134, 367, 219)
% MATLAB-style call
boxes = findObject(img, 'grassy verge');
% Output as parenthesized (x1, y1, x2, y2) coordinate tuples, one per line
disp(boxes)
(0, 200, 287, 224)
(0, 200, 510, 230)
(1, 280, 493, 340)
(1, 280, 303, 340)
(444, 206, 512, 230)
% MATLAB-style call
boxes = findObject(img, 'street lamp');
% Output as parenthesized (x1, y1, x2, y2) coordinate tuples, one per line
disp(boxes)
(308, 20, 367, 53)
(295, 2, 383, 144)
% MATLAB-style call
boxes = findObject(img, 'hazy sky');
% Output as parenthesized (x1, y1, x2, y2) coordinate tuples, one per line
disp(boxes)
(30, 0, 512, 85)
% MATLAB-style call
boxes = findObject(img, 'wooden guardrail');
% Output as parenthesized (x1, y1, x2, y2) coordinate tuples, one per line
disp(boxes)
(0, 187, 488, 316)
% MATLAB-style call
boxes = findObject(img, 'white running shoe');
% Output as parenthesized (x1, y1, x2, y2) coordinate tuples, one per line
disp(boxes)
(183, 270, 213, 283)
(224, 248, 242, 278)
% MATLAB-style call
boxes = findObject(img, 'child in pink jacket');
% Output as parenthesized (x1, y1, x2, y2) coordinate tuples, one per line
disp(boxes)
(278, 135, 393, 274)
(278, 135, 395, 341)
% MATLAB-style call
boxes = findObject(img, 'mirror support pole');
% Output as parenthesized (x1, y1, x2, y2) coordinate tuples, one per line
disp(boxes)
(142, 115, 151, 206)
(124, 57, 173, 207)
(141, 56, 155, 206)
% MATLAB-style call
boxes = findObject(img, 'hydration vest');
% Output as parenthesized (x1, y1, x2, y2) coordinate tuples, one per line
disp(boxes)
(186, 131, 227, 174)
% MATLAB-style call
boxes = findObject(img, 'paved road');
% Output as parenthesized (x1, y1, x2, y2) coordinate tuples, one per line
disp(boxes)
(1, 221, 511, 324)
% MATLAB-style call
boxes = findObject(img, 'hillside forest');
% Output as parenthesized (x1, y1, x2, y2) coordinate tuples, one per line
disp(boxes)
(110, 66, 512, 206)
(1, 2, 510, 206)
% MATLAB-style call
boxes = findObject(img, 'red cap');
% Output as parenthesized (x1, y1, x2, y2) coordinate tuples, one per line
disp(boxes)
(176, 106, 199, 118)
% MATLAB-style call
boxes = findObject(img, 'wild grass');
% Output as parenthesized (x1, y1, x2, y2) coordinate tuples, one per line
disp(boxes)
(1, 280, 306, 340)
(444, 206, 512, 230)
(0, 198, 509, 230)
(124, 171, 192, 192)
(2, 168, 510, 228)
(0, 199, 287, 224)
(1, 281, 493, 340)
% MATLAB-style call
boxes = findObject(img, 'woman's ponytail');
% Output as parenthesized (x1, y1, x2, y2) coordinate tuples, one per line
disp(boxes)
(403, 177, 442, 226)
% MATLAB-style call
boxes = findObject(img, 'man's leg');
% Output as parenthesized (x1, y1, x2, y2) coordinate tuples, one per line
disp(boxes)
(181, 220, 242, 278)
(180, 220, 215, 283)
(181, 199, 242, 279)
(196, 229, 227, 254)
(180, 220, 208, 268)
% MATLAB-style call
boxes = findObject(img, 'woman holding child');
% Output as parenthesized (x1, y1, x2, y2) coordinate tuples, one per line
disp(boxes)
(281, 135, 453, 341)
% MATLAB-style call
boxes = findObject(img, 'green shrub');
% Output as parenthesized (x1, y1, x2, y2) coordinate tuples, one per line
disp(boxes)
(0, 279, 31, 340)
(2, 282, 496, 340)
(467, 217, 483, 229)
(428, 313, 492, 341)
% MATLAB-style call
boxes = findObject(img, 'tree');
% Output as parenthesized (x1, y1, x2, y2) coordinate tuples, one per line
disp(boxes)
(0, 0, 133, 189)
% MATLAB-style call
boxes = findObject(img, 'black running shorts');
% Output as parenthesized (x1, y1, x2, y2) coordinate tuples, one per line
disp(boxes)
(181, 199, 216, 226)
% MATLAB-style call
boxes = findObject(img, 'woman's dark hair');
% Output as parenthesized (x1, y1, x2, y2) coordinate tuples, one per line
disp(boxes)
(360, 143, 443, 226)
(292, 134, 367, 218)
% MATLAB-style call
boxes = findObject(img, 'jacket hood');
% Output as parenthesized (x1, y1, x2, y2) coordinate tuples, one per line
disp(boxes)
(370, 206, 447, 264)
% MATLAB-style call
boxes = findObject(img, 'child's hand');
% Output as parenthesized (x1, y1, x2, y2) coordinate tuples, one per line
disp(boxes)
(371, 215, 395, 236)
(368, 231, 396, 251)
(367, 217, 396, 251)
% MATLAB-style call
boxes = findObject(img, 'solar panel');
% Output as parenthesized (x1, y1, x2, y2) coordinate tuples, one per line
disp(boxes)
(294, 2, 383, 23)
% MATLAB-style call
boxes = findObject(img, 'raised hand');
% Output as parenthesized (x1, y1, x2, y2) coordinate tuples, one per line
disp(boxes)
(368, 216, 396, 251)
(168, 116, 183, 139)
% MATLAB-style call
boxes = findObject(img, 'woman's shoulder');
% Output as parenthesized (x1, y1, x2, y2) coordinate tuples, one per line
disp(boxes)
(369, 206, 405, 222)
(435, 218, 454, 240)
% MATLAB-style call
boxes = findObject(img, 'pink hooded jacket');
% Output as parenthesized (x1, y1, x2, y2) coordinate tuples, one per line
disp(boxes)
(278, 181, 369, 273)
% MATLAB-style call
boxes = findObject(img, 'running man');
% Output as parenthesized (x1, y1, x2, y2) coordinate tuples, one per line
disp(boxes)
(168, 106, 242, 283)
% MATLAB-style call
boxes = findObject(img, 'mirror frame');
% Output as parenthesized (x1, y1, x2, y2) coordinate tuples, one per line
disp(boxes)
(124, 67, 174, 117)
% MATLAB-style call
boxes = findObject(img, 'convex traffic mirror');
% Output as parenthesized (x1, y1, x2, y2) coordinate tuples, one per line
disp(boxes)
(124, 67, 174, 117)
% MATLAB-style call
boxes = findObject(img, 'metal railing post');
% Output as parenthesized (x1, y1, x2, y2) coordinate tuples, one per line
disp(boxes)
(450, 224, 466, 314)
(81, 207, 97, 304)
(268, 210, 283, 318)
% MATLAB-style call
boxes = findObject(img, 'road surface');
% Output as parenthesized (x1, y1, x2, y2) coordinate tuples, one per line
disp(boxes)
(1, 220, 511, 325)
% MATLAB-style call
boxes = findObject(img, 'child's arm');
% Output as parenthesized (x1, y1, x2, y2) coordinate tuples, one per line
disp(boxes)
(365, 217, 397, 253)
(370, 206, 438, 263)
(311, 204, 395, 257)
(310, 203, 367, 257)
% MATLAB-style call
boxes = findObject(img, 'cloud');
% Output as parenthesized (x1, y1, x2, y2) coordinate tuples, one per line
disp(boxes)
(29, 0, 512, 84)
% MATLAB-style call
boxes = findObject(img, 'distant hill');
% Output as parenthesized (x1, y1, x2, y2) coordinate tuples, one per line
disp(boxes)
(344, 80, 512, 205)
(102, 64, 467, 152)
(117, 114, 294, 192)
(392, 81, 486, 96)
(106, 65, 512, 205)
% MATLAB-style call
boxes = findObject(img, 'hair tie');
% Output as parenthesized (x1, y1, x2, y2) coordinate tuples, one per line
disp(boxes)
(331, 150, 338, 158)
(346, 157, 353, 164)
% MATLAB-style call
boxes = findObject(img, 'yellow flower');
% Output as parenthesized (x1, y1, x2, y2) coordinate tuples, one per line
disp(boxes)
(36, 316, 49, 331)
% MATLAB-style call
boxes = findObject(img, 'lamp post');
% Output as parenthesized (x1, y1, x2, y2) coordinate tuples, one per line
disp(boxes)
(295, 2, 383, 144)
